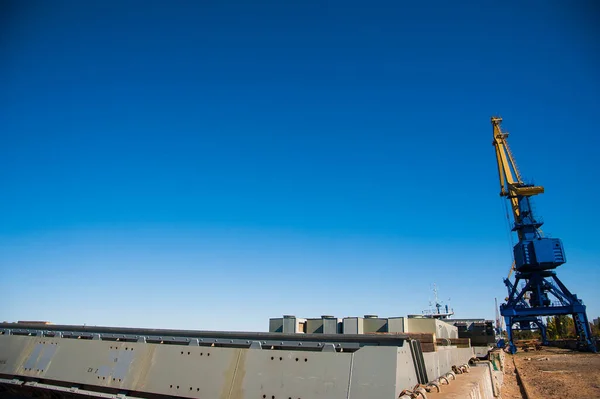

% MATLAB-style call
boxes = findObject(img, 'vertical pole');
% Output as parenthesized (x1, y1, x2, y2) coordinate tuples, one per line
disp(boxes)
(505, 316, 516, 354)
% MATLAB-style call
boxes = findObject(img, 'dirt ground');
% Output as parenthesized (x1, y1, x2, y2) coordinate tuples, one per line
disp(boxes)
(502, 346, 600, 399)
(500, 354, 525, 399)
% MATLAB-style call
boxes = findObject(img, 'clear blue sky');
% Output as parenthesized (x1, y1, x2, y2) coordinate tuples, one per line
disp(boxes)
(1, 1, 599, 331)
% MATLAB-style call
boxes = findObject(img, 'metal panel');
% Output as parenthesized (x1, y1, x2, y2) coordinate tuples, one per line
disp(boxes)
(395, 345, 420, 395)
(241, 349, 352, 399)
(282, 316, 297, 333)
(23, 343, 43, 371)
(306, 318, 324, 334)
(109, 347, 135, 380)
(0, 335, 33, 374)
(140, 345, 240, 398)
(388, 317, 406, 333)
(322, 318, 341, 334)
(40, 339, 132, 386)
(268, 318, 283, 333)
(342, 318, 363, 334)
(36, 343, 59, 372)
(362, 317, 388, 334)
(409, 340, 428, 384)
(349, 346, 402, 399)
(422, 346, 474, 381)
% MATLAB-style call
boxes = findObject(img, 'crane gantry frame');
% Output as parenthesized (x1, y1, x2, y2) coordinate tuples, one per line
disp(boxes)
(491, 116, 596, 354)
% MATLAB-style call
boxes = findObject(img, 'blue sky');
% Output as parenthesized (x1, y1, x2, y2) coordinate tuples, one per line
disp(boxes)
(1, 1, 599, 331)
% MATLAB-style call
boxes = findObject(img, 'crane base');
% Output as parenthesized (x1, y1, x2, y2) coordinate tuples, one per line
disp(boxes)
(500, 272, 596, 354)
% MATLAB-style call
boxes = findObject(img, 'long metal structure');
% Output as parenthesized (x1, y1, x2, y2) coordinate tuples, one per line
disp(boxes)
(0, 323, 476, 399)
(491, 116, 596, 354)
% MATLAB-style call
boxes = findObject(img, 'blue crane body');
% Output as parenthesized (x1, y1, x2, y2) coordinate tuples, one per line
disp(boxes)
(490, 116, 596, 354)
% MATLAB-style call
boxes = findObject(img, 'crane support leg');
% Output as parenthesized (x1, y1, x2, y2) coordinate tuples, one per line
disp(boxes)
(500, 272, 596, 354)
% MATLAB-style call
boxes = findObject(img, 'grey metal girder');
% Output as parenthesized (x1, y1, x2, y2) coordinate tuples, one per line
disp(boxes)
(0, 324, 474, 399)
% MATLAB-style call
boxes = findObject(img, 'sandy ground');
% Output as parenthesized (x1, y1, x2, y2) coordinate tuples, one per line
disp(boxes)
(502, 346, 600, 399)
(500, 355, 525, 399)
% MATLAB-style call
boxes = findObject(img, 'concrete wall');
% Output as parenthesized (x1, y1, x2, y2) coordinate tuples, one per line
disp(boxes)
(429, 364, 497, 399)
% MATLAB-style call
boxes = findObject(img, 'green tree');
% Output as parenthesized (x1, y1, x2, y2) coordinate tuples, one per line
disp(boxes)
(591, 321, 600, 338)
(512, 329, 540, 340)
(546, 315, 575, 339)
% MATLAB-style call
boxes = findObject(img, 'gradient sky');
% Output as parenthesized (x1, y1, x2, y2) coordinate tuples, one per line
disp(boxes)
(1, 1, 599, 331)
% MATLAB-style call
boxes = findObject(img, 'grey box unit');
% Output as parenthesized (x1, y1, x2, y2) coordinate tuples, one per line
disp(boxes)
(305, 318, 324, 334)
(305, 316, 341, 334)
(269, 318, 284, 333)
(343, 317, 364, 334)
(322, 316, 342, 334)
(387, 317, 407, 333)
(362, 315, 388, 334)
(269, 316, 307, 333)
(283, 315, 306, 333)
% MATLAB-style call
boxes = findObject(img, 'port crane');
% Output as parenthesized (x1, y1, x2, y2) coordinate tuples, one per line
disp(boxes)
(491, 116, 596, 354)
